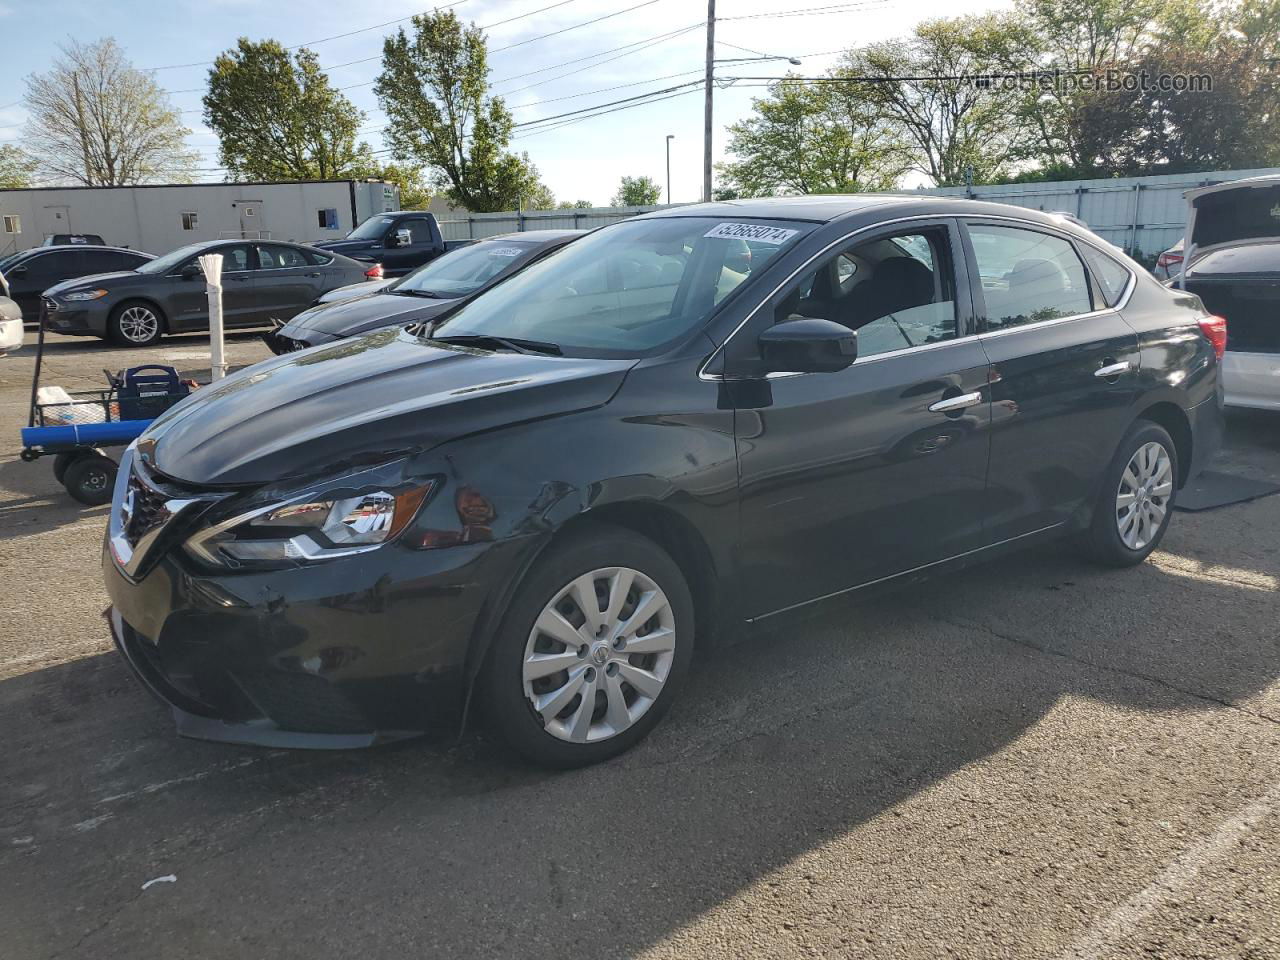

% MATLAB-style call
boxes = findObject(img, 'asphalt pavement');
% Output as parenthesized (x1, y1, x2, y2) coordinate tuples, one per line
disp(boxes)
(1, 329, 1278, 959)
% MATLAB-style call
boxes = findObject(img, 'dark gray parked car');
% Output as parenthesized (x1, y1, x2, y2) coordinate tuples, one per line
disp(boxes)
(40, 239, 375, 346)
(0, 245, 155, 323)
(267, 230, 583, 353)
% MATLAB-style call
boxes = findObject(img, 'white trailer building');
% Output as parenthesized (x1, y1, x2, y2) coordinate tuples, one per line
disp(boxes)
(0, 179, 403, 257)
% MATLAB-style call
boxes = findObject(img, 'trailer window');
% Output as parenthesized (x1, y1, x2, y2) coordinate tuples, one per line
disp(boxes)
(181, 212, 198, 231)
(3, 215, 19, 234)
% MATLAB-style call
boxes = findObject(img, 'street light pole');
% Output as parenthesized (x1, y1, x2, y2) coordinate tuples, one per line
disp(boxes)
(665, 134, 674, 204)
(702, 0, 715, 203)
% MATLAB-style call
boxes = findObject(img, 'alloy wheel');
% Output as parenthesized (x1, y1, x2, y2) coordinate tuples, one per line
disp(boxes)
(1116, 440, 1173, 551)
(522, 566, 677, 744)
(118, 306, 159, 343)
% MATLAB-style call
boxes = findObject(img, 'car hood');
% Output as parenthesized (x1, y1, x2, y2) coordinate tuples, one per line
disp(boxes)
(44, 271, 141, 295)
(311, 238, 381, 256)
(144, 327, 633, 486)
(319, 280, 392, 304)
(280, 292, 457, 339)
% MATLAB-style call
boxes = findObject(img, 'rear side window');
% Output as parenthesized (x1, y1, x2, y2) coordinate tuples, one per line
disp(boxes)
(967, 225, 1092, 330)
(81, 250, 123, 273)
(122, 253, 152, 270)
(257, 245, 309, 269)
(1077, 244, 1131, 308)
(304, 248, 333, 266)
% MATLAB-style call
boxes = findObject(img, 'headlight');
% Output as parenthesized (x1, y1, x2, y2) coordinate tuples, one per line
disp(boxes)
(62, 289, 108, 301)
(185, 475, 434, 569)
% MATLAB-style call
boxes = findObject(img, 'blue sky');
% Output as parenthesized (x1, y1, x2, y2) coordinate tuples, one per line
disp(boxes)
(0, 0, 1007, 205)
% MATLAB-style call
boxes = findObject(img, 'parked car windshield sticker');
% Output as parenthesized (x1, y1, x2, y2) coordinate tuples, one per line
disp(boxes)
(487, 247, 525, 257)
(703, 222, 799, 245)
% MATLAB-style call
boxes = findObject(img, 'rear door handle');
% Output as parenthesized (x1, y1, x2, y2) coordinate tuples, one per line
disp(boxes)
(1094, 360, 1131, 378)
(928, 391, 983, 413)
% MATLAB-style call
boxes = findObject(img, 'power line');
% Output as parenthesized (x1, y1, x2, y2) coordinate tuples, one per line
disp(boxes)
(721, 0, 891, 20)
(513, 79, 704, 128)
(491, 0, 664, 54)
(511, 68, 706, 108)
(488, 22, 701, 86)
(512, 86, 703, 140)
(145, 0, 474, 71)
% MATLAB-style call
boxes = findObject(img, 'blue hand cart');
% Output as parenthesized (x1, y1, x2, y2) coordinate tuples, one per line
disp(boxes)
(18, 320, 192, 505)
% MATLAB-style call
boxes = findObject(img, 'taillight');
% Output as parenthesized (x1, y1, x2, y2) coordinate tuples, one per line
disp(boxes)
(1198, 314, 1227, 360)
(365, 263, 384, 279)
(1157, 252, 1183, 269)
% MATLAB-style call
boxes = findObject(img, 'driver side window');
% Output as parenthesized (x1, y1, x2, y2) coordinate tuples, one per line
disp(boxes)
(777, 228, 958, 359)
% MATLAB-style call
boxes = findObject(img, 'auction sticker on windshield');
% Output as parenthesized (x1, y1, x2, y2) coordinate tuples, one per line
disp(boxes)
(488, 247, 524, 257)
(704, 222, 800, 245)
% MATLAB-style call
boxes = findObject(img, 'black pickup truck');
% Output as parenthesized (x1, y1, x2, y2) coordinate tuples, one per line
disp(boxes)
(310, 211, 471, 277)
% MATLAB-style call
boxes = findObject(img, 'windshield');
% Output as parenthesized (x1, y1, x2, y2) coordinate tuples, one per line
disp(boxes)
(431, 217, 811, 356)
(394, 240, 539, 297)
(136, 243, 207, 275)
(349, 215, 396, 241)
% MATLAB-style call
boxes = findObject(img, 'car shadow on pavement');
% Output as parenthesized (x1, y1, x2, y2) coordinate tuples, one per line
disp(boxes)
(0, 457, 107, 540)
(2, 530, 1279, 959)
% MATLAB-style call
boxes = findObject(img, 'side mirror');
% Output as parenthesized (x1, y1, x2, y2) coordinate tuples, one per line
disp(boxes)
(391, 228, 412, 248)
(180, 263, 202, 280)
(758, 318, 857, 374)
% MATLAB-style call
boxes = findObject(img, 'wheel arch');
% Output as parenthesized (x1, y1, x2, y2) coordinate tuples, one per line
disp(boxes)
(111, 297, 171, 334)
(1135, 400, 1193, 487)
(458, 500, 724, 736)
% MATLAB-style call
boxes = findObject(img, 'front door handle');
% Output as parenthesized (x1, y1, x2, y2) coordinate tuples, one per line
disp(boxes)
(1094, 360, 1132, 378)
(928, 390, 983, 413)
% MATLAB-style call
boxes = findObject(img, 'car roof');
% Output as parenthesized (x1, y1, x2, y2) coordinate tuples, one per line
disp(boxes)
(10, 244, 153, 258)
(635, 194, 1078, 229)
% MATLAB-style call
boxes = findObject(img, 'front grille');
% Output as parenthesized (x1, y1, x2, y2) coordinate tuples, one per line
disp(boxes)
(42, 297, 59, 314)
(124, 468, 173, 547)
(111, 457, 222, 578)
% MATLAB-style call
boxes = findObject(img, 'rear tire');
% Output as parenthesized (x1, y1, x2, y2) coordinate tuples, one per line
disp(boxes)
(108, 301, 163, 347)
(1080, 420, 1177, 567)
(481, 525, 694, 768)
(63, 453, 117, 506)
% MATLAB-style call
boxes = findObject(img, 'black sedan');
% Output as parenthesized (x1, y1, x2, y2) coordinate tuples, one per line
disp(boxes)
(103, 196, 1223, 767)
(41, 239, 375, 346)
(266, 230, 583, 353)
(0, 245, 154, 322)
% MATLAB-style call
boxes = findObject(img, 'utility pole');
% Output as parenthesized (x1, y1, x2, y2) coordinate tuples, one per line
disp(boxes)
(665, 134, 674, 204)
(702, 0, 715, 203)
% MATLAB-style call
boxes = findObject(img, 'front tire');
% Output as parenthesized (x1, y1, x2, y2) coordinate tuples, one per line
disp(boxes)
(108, 301, 163, 347)
(1080, 420, 1177, 567)
(482, 526, 694, 768)
(63, 453, 117, 506)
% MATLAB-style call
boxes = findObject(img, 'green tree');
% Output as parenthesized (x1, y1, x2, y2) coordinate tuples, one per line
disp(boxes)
(844, 14, 1039, 186)
(610, 175, 662, 206)
(0, 145, 36, 188)
(716, 78, 911, 196)
(556, 199, 594, 209)
(204, 39, 373, 181)
(375, 11, 550, 212)
(23, 38, 196, 185)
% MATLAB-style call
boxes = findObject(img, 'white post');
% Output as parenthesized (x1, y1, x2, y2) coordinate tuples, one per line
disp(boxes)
(198, 253, 226, 380)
